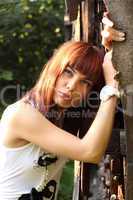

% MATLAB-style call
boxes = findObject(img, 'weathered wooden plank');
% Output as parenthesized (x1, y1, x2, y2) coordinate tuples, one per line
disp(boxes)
(72, 5, 81, 41)
(106, 129, 121, 156)
(81, 0, 94, 43)
(65, 0, 80, 21)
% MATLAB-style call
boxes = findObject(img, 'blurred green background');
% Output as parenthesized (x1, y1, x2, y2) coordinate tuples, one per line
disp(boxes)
(0, 0, 64, 109)
(0, 0, 73, 199)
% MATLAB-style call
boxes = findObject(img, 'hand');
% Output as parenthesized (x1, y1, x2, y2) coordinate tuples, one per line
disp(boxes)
(102, 50, 119, 88)
(101, 14, 125, 50)
(101, 14, 125, 87)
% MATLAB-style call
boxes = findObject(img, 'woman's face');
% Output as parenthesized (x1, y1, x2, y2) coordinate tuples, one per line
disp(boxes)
(53, 66, 92, 109)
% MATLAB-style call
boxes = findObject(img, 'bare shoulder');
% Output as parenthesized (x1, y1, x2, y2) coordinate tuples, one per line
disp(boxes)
(1, 100, 40, 124)
(1, 100, 47, 139)
(1, 100, 85, 161)
(3, 100, 44, 128)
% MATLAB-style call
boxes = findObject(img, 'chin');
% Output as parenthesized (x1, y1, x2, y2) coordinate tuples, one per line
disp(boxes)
(54, 95, 81, 109)
(56, 101, 71, 109)
(57, 100, 81, 109)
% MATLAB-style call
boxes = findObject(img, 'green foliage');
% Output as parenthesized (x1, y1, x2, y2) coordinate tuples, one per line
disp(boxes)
(58, 161, 74, 199)
(0, 0, 65, 89)
(0, 0, 65, 113)
(0, 2, 74, 198)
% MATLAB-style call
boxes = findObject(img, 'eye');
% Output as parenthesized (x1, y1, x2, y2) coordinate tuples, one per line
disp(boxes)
(63, 68, 73, 77)
(80, 79, 92, 86)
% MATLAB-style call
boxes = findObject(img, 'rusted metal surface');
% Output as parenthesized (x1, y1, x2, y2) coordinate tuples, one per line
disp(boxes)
(99, 130, 125, 200)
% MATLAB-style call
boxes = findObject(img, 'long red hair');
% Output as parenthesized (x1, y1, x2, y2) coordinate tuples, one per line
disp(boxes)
(24, 41, 103, 112)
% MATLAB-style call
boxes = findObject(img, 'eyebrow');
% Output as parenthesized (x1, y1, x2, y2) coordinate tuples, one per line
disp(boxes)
(67, 66, 93, 86)
(66, 66, 75, 73)
(84, 79, 93, 86)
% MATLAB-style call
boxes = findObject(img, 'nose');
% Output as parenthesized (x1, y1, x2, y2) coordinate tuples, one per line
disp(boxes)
(65, 78, 78, 91)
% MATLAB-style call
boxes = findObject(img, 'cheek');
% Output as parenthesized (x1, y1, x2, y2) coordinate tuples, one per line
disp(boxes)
(71, 87, 90, 107)
(55, 76, 64, 89)
(77, 86, 90, 100)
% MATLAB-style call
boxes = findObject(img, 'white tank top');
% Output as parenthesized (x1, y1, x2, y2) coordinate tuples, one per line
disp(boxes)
(0, 105, 67, 200)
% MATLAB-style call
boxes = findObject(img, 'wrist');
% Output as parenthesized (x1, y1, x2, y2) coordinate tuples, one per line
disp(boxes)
(106, 71, 120, 89)
(106, 81, 119, 89)
(100, 85, 120, 102)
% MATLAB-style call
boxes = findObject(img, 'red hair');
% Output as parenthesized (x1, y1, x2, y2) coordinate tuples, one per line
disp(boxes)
(24, 41, 103, 112)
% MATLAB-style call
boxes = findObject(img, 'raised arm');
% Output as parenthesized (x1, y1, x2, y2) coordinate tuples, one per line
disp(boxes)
(2, 17, 125, 164)
(3, 93, 119, 164)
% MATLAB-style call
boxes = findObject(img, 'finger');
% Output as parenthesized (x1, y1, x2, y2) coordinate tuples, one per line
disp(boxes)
(111, 35, 125, 41)
(102, 17, 114, 27)
(107, 27, 125, 37)
(101, 28, 125, 41)
(101, 30, 110, 38)
(103, 12, 110, 18)
(102, 31, 125, 43)
(108, 28, 125, 41)
(102, 37, 112, 50)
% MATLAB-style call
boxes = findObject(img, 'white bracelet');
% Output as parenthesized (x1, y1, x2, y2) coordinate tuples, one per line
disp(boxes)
(100, 85, 120, 102)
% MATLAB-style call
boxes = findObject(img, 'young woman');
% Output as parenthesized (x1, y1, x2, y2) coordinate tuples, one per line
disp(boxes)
(0, 18, 125, 200)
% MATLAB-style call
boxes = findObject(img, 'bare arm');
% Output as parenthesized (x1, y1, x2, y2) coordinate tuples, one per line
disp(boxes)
(3, 17, 124, 164)
(4, 96, 117, 164)
(81, 96, 117, 162)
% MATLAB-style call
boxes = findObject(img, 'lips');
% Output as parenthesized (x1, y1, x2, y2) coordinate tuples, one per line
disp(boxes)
(57, 90, 72, 100)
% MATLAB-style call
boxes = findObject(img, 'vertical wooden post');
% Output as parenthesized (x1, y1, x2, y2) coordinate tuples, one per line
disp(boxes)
(64, 1, 133, 199)
(65, 1, 106, 199)
(105, 1, 133, 199)
(122, 92, 133, 200)
(72, 0, 96, 43)
(81, 0, 94, 43)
